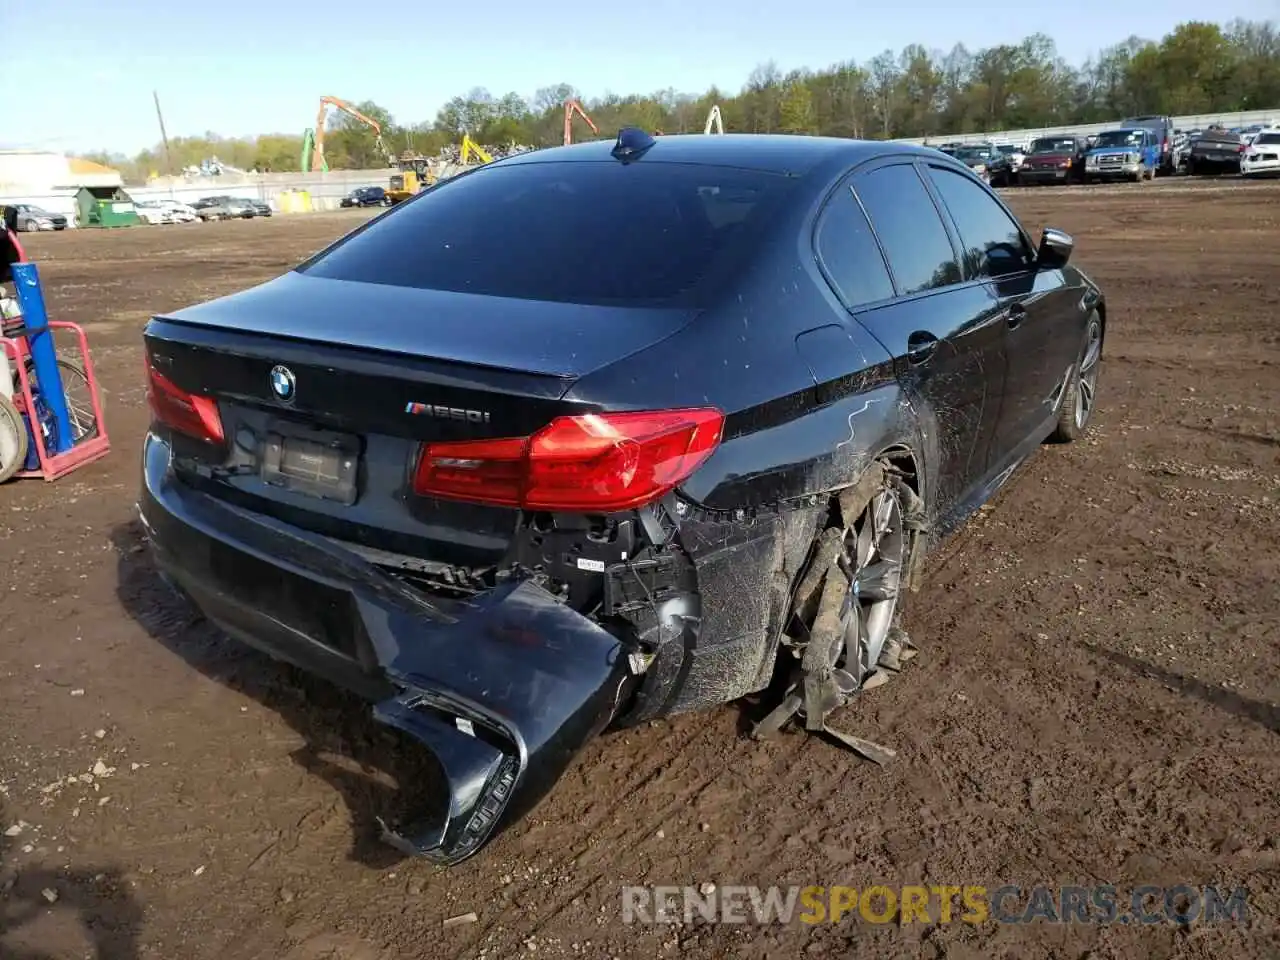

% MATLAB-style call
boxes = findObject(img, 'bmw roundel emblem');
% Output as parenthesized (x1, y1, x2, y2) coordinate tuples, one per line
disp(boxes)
(269, 365, 296, 402)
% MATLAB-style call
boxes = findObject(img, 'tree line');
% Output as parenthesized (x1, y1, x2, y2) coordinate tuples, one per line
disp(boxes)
(83, 19, 1278, 182)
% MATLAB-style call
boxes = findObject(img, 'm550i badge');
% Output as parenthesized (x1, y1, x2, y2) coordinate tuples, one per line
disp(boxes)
(406, 402, 491, 424)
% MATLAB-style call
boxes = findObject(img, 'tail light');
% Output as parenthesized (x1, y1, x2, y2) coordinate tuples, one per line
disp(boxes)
(146, 362, 224, 445)
(413, 408, 724, 512)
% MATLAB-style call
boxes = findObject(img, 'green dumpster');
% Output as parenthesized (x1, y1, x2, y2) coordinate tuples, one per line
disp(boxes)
(74, 186, 141, 228)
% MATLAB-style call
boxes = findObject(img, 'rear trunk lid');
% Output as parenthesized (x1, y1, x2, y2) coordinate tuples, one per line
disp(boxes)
(145, 271, 698, 580)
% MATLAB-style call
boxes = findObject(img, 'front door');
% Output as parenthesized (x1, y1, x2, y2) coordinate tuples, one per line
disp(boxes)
(920, 162, 1081, 466)
(845, 160, 1008, 515)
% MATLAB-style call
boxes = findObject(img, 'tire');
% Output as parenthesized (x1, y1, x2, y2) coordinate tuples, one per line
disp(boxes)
(21, 218, 37, 232)
(22, 358, 99, 443)
(0, 393, 28, 483)
(1049, 313, 1103, 443)
(783, 459, 924, 700)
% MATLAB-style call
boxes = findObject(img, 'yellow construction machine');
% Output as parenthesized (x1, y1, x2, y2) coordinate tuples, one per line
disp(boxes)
(386, 151, 436, 204)
(460, 135, 493, 165)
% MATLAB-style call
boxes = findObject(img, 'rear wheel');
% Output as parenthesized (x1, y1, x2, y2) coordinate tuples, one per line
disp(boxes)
(752, 459, 926, 748)
(790, 462, 921, 693)
(0, 393, 28, 483)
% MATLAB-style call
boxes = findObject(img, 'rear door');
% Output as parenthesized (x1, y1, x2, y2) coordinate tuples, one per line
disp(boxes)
(840, 160, 1007, 513)
(923, 162, 1079, 464)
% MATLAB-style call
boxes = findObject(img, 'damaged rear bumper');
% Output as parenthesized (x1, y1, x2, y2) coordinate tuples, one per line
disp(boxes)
(138, 434, 633, 865)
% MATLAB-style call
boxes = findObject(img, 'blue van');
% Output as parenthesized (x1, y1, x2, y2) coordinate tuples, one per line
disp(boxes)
(1120, 114, 1175, 173)
(1083, 128, 1159, 183)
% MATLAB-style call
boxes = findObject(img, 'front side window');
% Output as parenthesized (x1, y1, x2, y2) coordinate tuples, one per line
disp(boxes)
(1030, 138, 1077, 154)
(926, 167, 1032, 279)
(302, 160, 796, 307)
(853, 164, 960, 297)
(1093, 131, 1144, 149)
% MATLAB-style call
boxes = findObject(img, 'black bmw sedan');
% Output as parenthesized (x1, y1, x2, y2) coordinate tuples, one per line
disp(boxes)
(139, 130, 1106, 865)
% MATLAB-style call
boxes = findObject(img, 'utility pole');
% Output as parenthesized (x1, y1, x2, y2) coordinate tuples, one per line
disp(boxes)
(153, 90, 173, 180)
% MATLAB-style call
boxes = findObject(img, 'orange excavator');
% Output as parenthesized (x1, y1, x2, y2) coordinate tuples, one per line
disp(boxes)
(310, 96, 393, 172)
(563, 98, 599, 146)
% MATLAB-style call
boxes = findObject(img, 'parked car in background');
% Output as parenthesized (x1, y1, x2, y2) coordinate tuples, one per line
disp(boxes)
(1083, 128, 1158, 183)
(156, 200, 199, 223)
(12, 204, 68, 231)
(341, 186, 388, 207)
(1241, 129, 1280, 178)
(135, 200, 174, 225)
(1173, 130, 1202, 173)
(217, 196, 257, 218)
(1187, 129, 1246, 176)
(192, 196, 256, 220)
(1120, 114, 1175, 174)
(951, 145, 998, 182)
(1019, 136, 1089, 185)
(191, 198, 231, 221)
(139, 132, 1107, 866)
(987, 144, 1027, 186)
(1239, 125, 1265, 145)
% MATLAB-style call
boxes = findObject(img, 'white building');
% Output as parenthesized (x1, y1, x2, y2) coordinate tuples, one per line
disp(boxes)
(0, 151, 124, 224)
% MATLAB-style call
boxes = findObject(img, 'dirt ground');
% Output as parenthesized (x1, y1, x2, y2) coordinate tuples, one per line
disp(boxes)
(1, 181, 1277, 960)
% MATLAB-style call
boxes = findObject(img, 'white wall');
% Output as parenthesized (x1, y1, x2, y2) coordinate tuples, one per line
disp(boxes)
(0, 164, 470, 223)
(893, 107, 1280, 146)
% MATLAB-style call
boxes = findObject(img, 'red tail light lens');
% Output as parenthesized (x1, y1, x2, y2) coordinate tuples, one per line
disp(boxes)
(146, 363, 225, 444)
(413, 408, 724, 512)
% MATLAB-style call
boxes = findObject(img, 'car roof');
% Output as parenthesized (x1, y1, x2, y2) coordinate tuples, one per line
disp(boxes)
(490, 133, 941, 176)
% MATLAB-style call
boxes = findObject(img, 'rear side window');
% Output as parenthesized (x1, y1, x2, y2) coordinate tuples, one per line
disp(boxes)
(814, 187, 894, 308)
(926, 166, 1032, 279)
(301, 161, 796, 307)
(853, 164, 961, 297)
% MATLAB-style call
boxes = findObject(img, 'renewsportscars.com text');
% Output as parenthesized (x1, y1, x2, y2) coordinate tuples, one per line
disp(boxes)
(621, 884, 1251, 926)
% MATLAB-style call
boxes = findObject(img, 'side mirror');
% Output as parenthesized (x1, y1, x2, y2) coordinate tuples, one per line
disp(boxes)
(1036, 227, 1074, 269)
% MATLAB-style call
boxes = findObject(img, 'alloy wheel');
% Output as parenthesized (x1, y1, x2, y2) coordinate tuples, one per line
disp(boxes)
(805, 487, 907, 692)
(1075, 318, 1103, 430)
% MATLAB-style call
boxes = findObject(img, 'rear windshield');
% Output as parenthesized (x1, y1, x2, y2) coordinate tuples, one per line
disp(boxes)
(301, 160, 796, 307)
(1255, 133, 1280, 145)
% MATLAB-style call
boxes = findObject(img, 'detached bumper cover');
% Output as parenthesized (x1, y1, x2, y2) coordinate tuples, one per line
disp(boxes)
(139, 434, 632, 865)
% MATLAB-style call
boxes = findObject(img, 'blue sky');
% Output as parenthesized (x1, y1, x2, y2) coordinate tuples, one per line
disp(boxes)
(3, 0, 1273, 154)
